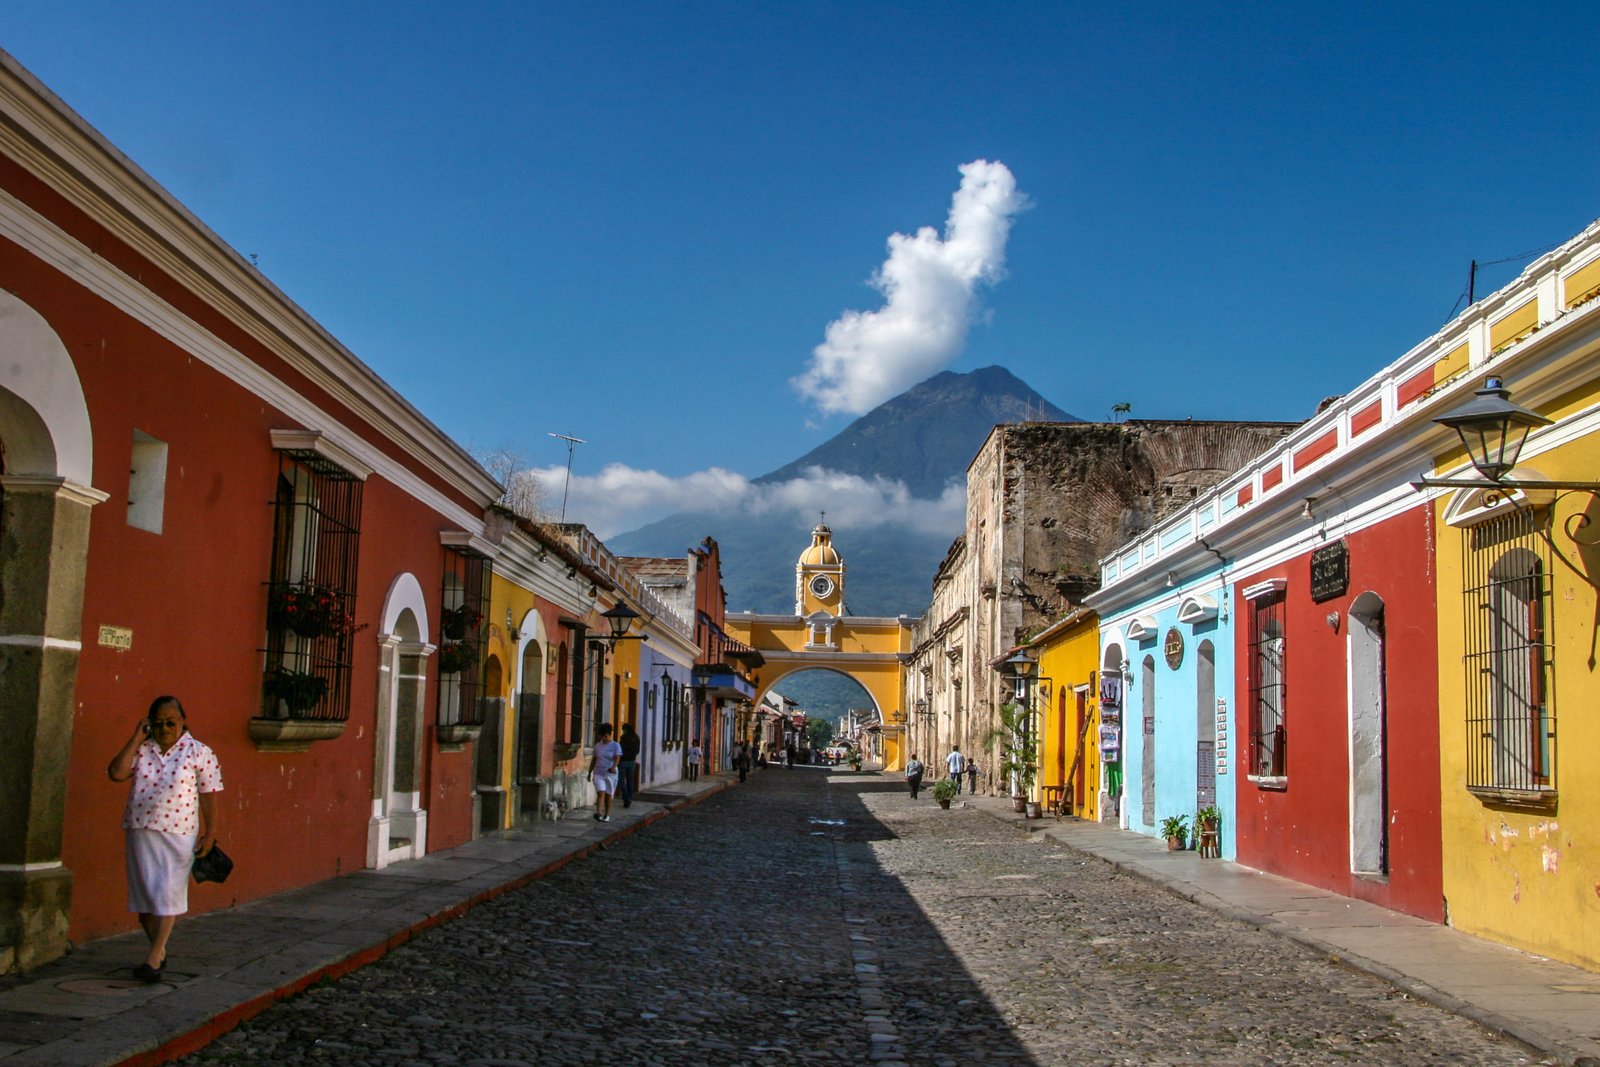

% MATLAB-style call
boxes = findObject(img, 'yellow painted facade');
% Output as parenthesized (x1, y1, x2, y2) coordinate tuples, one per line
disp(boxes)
(1029, 611, 1101, 822)
(1429, 237, 1600, 974)
(482, 568, 540, 830)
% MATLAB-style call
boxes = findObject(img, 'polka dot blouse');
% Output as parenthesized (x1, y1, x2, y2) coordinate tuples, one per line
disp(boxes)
(122, 733, 223, 835)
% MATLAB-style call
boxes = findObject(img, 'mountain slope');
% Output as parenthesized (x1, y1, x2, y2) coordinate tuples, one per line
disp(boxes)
(608, 366, 1074, 616)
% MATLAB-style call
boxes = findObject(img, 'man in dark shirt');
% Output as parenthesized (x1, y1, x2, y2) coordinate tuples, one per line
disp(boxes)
(618, 723, 642, 808)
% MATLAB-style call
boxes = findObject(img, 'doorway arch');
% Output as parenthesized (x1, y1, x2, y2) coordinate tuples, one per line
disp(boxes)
(0, 291, 105, 971)
(1348, 591, 1388, 876)
(369, 573, 431, 869)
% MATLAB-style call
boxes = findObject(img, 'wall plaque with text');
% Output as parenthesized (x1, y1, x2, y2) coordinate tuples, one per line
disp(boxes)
(1310, 541, 1349, 603)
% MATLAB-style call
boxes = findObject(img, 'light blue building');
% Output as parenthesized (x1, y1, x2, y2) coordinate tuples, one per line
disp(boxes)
(1088, 500, 1246, 858)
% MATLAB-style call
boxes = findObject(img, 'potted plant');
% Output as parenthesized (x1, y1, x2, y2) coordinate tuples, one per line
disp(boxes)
(992, 701, 1039, 814)
(268, 581, 345, 639)
(1195, 804, 1221, 856)
(931, 778, 959, 809)
(1160, 813, 1189, 851)
(263, 668, 329, 715)
(437, 641, 477, 675)
(440, 603, 483, 641)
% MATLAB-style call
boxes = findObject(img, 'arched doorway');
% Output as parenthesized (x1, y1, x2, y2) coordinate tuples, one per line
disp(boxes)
(1141, 654, 1157, 828)
(369, 574, 430, 869)
(514, 615, 546, 824)
(0, 291, 103, 971)
(1349, 592, 1388, 876)
(1196, 639, 1217, 813)
(756, 667, 877, 765)
(1101, 643, 1127, 823)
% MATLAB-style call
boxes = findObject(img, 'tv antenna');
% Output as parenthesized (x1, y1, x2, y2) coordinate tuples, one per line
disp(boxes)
(546, 432, 586, 524)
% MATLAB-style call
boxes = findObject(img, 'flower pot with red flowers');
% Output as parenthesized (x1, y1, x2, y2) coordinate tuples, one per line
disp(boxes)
(437, 641, 477, 675)
(440, 604, 483, 641)
(269, 582, 345, 639)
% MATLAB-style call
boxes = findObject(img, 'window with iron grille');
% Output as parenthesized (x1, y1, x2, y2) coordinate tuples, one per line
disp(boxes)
(261, 450, 363, 721)
(1246, 589, 1287, 779)
(437, 548, 492, 728)
(1461, 510, 1555, 795)
(583, 640, 605, 744)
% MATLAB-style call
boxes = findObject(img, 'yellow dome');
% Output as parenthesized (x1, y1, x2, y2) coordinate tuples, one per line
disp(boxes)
(798, 521, 841, 566)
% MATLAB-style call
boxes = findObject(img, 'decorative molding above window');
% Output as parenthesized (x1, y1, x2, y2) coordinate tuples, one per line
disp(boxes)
(440, 529, 500, 559)
(1124, 616, 1159, 642)
(270, 428, 372, 481)
(1241, 578, 1288, 602)
(1176, 594, 1218, 624)
(1441, 467, 1555, 529)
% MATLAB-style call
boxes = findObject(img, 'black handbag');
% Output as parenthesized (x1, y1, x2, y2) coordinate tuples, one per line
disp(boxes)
(191, 843, 234, 884)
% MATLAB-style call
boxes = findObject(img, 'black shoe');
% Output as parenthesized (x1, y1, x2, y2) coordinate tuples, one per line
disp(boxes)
(133, 962, 162, 983)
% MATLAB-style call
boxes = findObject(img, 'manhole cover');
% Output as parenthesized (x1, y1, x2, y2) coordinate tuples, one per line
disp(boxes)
(57, 979, 149, 996)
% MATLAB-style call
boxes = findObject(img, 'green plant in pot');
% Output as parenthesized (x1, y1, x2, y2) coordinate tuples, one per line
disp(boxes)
(440, 603, 483, 641)
(263, 668, 328, 715)
(931, 778, 959, 808)
(1160, 813, 1189, 850)
(437, 641, 477, 675)
(991, 701, 1039, 812)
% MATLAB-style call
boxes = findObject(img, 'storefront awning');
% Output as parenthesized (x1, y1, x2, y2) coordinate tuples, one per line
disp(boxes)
(693, 665, 755, 701)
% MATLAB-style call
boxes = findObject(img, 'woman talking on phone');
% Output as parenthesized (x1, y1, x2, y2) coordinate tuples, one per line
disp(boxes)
(107, 695, 223, 982)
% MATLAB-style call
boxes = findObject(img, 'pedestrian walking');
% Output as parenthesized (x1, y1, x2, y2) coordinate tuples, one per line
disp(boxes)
(945, 746, 966, 793)
(904, 753, 926, 799)
(617, 722, 641, 808)
(786, 742, 797, 769)
(687, 741, 702, 782)
(735, 743, 752, 783)
(965, 757, 979, 796)
(107, 695, 224, 983)
(588, 723, 622, 822)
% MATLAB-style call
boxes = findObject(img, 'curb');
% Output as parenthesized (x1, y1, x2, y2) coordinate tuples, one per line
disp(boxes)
(114, 778, 738, 1067)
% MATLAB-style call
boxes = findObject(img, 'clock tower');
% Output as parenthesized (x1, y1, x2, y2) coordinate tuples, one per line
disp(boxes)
(796, 515, 845, 616)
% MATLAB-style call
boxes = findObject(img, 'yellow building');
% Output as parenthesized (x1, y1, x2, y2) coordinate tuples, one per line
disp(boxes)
(1424, 224, 1600, 972)
(1025, 608, 1102, 822)
(726, 520, 912, 770)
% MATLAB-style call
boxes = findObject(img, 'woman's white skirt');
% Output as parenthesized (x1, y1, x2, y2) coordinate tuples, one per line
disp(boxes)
(125, 828, 194, 915)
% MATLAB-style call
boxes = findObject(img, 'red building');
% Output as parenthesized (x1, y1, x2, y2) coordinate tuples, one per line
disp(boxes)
(0, 52, 501, 969)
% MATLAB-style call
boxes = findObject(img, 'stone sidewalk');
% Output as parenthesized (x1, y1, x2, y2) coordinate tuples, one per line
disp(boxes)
(0, 774, 736, 1067)
(958, 789, 1600, 1066)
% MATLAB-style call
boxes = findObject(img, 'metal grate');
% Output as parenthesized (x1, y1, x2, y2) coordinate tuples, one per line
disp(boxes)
(437, 549, 492, 727)
(1462, 510, 1555, 792)
(261, 454, 363, 721)
(1246, 591, 1286, 777)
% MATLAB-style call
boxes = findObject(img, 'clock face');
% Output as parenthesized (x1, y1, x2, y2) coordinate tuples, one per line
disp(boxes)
(810, 574, 834, 599)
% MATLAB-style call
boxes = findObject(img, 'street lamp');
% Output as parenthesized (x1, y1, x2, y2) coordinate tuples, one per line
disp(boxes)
(600, 602, 647, 651)
(1003, 649, 1038, 703)
(1413, 375, 1600, 590)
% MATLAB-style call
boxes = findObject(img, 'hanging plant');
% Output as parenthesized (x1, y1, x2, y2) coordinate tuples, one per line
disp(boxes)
(263, 668, 329, 714)
(440, 604, 484, 641)
(269, 581, 361, 640)
(438, 641, 477, 675)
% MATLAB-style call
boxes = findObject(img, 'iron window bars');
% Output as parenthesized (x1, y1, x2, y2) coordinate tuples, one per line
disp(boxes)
(1462, 509, 1556, 796)
(1246, 590, 1287, 778)
(437, 547, 492, 728)
(261, 450, 363, 721)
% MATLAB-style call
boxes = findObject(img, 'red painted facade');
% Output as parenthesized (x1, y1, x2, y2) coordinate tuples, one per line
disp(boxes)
(1, 105, 490, 945)
(1231, 505, 1443, 921)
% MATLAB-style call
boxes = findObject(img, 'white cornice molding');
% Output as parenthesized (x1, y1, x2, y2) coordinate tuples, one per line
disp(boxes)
(758, 650, 905, 664)
(0, 474, 110, 507)
(440, 530, 501, 560)
(0, 59, 501, 504)
(0, 190, 486, 532)
(1241, 578, 1287, 601)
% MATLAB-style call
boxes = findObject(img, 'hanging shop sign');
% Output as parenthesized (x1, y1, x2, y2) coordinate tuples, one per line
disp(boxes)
(1163, 627, 1184, 670)
(1098, 723, 1121, 759)
(1099, 671, 1123, 710)
(1310, 541, 1350, 603)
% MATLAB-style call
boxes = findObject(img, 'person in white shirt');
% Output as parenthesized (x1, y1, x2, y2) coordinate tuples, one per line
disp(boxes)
(588, 723, 623, 822)
(687, 741, 703, 782)
(946, 747, 966, 793)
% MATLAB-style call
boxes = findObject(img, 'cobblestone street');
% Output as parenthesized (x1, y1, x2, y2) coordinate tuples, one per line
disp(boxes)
(178, 769, 1532, 1066)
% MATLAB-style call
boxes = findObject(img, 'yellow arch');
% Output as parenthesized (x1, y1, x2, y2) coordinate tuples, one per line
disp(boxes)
(725, 611, 910, 771)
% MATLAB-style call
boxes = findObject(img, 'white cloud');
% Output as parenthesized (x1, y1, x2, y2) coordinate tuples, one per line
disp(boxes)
(793, 159, 1028, 416)
(530, 463, 964, 542)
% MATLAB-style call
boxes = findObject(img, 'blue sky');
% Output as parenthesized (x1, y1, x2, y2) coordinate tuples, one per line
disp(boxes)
(5, 2, 1599, 536)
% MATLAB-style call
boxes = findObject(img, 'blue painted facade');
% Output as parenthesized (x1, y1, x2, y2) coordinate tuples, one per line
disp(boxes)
(1091, 564, 1239, 859)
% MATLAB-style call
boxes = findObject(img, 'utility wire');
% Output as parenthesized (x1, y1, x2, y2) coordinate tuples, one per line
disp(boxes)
(1445, 237, 1569, 325)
